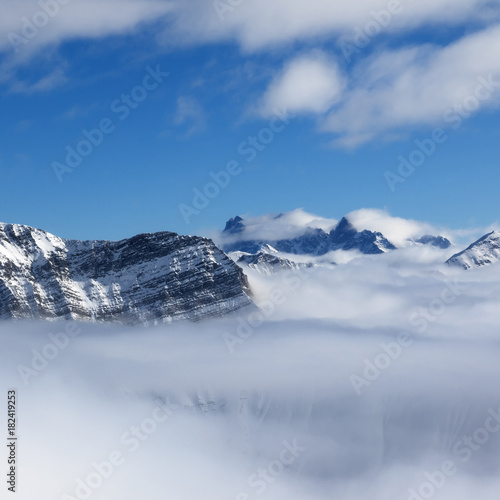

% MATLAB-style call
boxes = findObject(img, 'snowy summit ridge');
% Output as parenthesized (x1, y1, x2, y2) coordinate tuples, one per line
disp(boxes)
(447, 231, 500, 270)
(222, 214, 398, 256)
(0, 223, 252, 324)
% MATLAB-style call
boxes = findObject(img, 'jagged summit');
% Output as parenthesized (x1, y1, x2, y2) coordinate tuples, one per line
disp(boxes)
(222, 214, 396, 256)
(223, 216, 245, 234)
(330, 217, 357, 244)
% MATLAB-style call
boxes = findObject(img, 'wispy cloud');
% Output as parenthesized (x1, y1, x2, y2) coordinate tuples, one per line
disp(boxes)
(253, 24, 500, 147)
(216, 208, 491, 249)
(0, 0, 173, 55)
(173, 95, 206, 136)
(322, 24, 500, 146)
(9, 67, 68, 94)
(163, 0, 498, 51)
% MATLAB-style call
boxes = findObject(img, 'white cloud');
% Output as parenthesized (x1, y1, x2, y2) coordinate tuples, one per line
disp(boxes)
(1, 0, 494, 57)
(258, 52, 344, 116)
(323, 24, 500, 146)
(217, 208, 338, 246)
(2, 0, 500, 140)
(347, 209, 498, 249)
(251, 22, 500, 146)
(164, 0, 498, 52)
(345, 208, 448, 247)
(217, 207, 492, 250)
(0, 0, 173, 57)
(0, 0, 174, 91)
(3, 254, 500, 499)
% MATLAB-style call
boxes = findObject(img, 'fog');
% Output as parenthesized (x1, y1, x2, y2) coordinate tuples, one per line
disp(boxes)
(1, 252, 500, 500)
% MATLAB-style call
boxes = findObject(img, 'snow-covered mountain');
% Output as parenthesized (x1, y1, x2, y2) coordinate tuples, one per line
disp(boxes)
(221, 212, 453, 254)
(222, 215, 397, 256)
(0, 223, 252, 324)
(446, 231, 500, 270)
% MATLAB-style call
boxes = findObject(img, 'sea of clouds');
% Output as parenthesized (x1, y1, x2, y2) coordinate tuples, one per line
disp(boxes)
(1, 247, 500, 500)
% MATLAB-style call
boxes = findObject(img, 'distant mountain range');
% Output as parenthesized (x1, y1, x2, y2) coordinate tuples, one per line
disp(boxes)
(222, 213, 500, 273)
(0, 213, 496, 325)
(221, 214, 451, 256)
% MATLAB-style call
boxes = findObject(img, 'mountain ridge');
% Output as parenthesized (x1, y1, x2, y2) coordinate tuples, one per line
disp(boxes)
(221, 214, 451, 256)
(446, 230, 500, 270)
(0, 223, 252, 324)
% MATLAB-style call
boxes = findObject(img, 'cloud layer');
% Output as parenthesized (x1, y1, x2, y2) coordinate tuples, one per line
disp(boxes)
(2, 0, 500, 145)
(1, 0, 496, 55)
(2, 249, 500, 499)
(166, 0, 498, 51)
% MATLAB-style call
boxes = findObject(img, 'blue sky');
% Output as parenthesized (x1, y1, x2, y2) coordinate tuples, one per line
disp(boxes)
(0, 0, 499, 241)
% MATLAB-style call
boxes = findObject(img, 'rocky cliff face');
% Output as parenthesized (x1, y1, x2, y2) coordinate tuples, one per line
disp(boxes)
(0, 223, 252, 324)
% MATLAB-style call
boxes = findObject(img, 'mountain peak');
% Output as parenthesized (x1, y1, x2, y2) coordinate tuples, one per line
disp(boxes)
(221, 212, 397, 256)
(0, 223, 252, 324)
(446, 231, 500, 270)
(223, 216, 245, 234)
(330, 217, 357, 244)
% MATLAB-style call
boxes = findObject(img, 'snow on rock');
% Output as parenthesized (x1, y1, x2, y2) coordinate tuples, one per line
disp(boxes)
(235, 251, 314, 275)
(0, 223, 252, 324)
(446, 231, 500, 270)
(222, 215, 396, 256)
